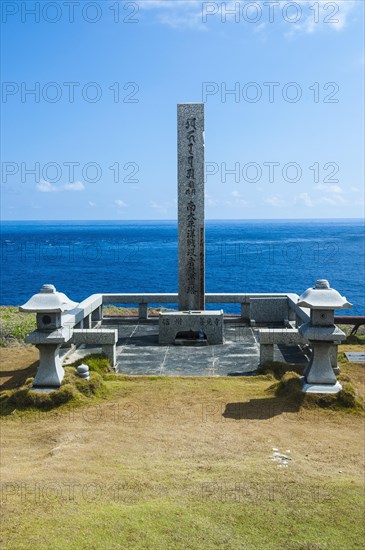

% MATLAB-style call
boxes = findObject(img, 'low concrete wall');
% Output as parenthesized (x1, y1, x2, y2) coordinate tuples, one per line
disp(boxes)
(250, 297, 290, 324)
(26, 291, 313, 383)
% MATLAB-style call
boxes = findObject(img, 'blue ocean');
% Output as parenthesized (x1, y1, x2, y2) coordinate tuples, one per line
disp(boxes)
(1, 219, 364, 315)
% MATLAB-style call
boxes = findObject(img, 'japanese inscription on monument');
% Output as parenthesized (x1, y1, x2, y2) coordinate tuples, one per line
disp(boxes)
(178, 103, 205, 311)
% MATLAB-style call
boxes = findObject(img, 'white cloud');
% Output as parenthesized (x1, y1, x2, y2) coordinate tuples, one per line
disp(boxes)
(88, 201, 96, 207)
(63, 181, 85, 191)
(319, 197, 337, 206)
(37, 180, 57, 193)
(140, 0, 205, 30)
(282, 0, 358, 37)
(114, 200, 128, 208)
(141, 0, 199, 7)
(265, 195, 286, 207)
(254, 22, 266, 34)
(158, 12, 206, 31)
(226, 190, 248, 207)
(295, 192, 314, 207)
(205, 192, 220, 207)
(140, 0, 358, 34)
(234, 199, 248, 207)
(316, 183, 343, 194)
(150, 200, 176, 214)
(318, 195, 347, 205)
(293, 189, 348, 207)
(325, 0, 357, 32)
(37, 180, 86, 192)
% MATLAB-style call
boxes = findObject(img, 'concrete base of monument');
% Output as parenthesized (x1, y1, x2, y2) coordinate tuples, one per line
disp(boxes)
(300, 377, 342, 394)
(159, 310, 224, 345)
(64, 323, 307, 376)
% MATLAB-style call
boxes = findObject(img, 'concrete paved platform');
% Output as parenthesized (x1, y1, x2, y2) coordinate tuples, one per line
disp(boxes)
(65, 321, 307, 376)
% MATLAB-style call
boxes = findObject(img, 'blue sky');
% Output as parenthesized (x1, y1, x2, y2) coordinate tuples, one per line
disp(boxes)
(1, 0, 364, 220)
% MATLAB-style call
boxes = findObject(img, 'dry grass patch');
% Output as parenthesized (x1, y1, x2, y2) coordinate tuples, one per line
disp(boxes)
(1, 340, 364, 548)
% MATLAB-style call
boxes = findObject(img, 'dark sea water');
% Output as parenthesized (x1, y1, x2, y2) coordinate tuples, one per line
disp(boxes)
(1, 219, 364, 315)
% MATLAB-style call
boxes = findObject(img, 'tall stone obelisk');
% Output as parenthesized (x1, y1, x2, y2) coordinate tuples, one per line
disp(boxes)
(178, 103, 205, 311)
(159, 105, 223, 345)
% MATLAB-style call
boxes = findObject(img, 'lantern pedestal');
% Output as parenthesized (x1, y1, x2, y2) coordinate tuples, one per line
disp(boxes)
(300, 339, 343, 394)
(33, 344, 64, 388)
(299, 325, 346, 395)
(304, 341, 337, 383)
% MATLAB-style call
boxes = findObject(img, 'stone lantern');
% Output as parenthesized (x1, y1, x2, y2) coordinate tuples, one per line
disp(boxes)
(20, 284, 78, 388)
(297, 279, 352, 394)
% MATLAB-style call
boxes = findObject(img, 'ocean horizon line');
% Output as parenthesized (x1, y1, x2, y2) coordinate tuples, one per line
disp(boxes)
(1, 217, 364, 224)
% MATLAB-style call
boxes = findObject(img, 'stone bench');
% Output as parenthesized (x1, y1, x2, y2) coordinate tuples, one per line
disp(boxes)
(257, 328, 307, 364)
(257, 328, 339, 373)
(72, 329, 118, 368)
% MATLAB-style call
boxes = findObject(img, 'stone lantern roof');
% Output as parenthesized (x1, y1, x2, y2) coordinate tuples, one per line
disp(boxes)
(19, 284, 78, 313)
(297, 279, 352, 310)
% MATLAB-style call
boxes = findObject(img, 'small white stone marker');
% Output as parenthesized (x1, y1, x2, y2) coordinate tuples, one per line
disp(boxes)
(77, 364, 90, 380)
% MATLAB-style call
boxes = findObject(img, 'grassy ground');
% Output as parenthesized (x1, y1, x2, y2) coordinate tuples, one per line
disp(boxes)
(1, 347, 364, 549)
(0, 307, 364, 549)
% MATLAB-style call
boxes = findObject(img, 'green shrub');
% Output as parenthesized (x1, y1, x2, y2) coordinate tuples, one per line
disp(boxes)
(0, 307, 36, 345)
(338, 373, 351, 383)
(8, 384, 77, 410)
(1, 363, 107, 412)
(275, 371, 362, 410)
(51, 384, 77, 405)
(337, 383, 357, 408)
(259, 361, 305, 380)
(274, 371, 303, 398)
(74, 372, 104, 396)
